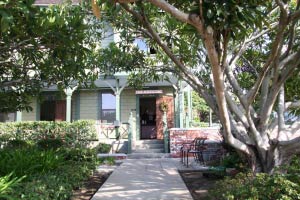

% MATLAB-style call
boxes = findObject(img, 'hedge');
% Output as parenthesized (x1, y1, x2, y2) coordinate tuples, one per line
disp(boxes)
(0, 120, 97, 147)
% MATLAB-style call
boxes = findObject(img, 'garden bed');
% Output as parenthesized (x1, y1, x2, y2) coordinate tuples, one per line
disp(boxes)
(180, 171, 220, 200)
(71, 171, 112, 200)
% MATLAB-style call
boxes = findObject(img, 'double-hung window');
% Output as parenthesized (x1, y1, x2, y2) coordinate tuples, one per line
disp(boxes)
(100, 93, 116, 123)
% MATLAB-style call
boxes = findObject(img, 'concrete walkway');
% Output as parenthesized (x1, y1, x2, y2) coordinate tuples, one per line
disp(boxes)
(91, 158, 193, 200)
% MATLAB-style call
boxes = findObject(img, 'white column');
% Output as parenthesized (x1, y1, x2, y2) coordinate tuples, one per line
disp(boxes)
(16, 111, 22, 122)
(64, 86, 78, 122)
(179, 81, 184, 128)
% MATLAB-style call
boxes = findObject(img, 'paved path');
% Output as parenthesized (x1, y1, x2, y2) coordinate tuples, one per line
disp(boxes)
(92, 158, 193, 200)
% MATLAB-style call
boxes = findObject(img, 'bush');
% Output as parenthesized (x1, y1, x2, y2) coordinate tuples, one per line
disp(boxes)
(0, 173, 24, 199)
(61, 147, 98, 163)
(0, 120, 97, 147)
(36, 138, 64, 150)
(10, 161, 95, 200)
(210, 172, 300, 200)
(0, 148, 64, 178)
(221, 152, 245, 170)
(4, 139, 31, 149)
(95, 143, 111, 153)
(0, 146, 100, 200)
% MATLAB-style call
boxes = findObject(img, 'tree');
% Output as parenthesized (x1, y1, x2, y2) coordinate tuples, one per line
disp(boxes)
(0, 0, 103, 112)
(191, 91, 210, 123)
(97, 0, 300, 173)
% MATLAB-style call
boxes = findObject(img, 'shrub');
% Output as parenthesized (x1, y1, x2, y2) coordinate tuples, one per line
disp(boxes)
(95, 143, 111, 153)
(4, 139, 31, 149)
(0, 120, 97, 147)
(0, 146, 100, 200)
(221, 152, 245, 170)
(0, 148, 64, 178)
(9, 161, 96, 200)
(36, 138, 64, 150)
(99, 157, 116, 165)
(61, 147, 98, 163)
(210, 172, 300, 199)
(0, 173, 24, 199)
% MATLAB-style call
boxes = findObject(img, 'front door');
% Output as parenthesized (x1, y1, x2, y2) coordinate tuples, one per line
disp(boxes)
(55, 100, 66, 121)
(140, 97, 156, 139)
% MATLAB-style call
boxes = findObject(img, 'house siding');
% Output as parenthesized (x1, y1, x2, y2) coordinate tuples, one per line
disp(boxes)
(79, 91, 98, 120)
(22, 99, 37, 121)
(120, 89, 136, 122)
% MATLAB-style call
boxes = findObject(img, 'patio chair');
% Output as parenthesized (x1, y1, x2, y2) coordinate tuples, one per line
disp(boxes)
(180, 137, 207, 167)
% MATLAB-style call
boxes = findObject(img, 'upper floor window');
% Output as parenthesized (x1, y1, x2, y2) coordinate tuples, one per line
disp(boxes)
(133, 38, 156, 54)
(101, 93, 116, 123)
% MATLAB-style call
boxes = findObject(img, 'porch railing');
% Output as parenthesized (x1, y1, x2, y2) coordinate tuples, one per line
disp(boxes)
(95, 121, 129, 140)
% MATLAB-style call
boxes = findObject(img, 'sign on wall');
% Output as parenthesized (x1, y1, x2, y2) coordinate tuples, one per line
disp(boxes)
(135, 90, 163, 95)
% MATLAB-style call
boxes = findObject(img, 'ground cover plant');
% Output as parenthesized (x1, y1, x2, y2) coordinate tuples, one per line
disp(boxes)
(0, 142, 100, 200)
(209, 155, 300, 199)
(0, 121, 115, 200)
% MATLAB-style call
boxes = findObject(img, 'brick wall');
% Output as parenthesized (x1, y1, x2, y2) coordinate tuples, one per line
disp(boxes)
(169, 127, 223, 158)
(156, 95, 174, 139)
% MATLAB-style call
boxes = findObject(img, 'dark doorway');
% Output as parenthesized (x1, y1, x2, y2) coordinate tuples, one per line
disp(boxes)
(40, 100, 66, 121)
(140, 97, 157, 139)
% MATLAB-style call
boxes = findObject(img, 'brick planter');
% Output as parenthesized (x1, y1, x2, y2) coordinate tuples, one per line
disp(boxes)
(169, 127, 223, 158)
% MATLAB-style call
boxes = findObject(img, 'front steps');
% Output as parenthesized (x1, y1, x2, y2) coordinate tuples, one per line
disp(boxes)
(128, 139, 170, 159)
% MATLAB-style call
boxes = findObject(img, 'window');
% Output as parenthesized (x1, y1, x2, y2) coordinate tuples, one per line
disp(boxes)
(101, 93, 116, 123)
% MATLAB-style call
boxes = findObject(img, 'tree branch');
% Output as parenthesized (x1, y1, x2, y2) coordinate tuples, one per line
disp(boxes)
(225, 91, 249, 128)
(120, 3, 207, 92)
(146, 0, 194, 25)
(286, 100, 300, 110)
(246, 2, 289, 107)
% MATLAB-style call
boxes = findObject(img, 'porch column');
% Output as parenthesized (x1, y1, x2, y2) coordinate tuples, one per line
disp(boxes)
(64, 86, 78, 122)
(115, 79, 121, 122)
(104, 78, 126, 122)
(174, 92, 179, 127)
(187, 86, 192, 128)
(16, 111, 22, 122)
(179, 82, 184, 128)
(209, 108, 213, 127)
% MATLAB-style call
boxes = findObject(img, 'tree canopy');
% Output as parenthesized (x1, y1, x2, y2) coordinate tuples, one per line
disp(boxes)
(98, 0, 300, 173)
(0, 0, 102, 112)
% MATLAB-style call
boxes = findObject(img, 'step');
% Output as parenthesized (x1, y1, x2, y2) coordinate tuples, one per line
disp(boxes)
(133, 149, 165, 153)
(135, 139, 164, 145)
(135, 143, 164, 149)
(97, 153, 127, 160)
(127, 153, 171, 159)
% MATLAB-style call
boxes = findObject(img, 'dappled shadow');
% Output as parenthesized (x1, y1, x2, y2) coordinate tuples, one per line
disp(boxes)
(91, 159, 193, 200)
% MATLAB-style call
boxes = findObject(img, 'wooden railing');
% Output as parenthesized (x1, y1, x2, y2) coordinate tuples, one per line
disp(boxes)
(95, 121, 129, 140)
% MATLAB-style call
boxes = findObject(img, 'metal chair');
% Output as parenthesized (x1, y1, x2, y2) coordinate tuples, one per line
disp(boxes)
(180, 137, 207, 167)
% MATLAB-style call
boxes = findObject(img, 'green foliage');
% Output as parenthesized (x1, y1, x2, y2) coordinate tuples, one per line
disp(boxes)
(210, 156, 300, 199)
(0, 173, 24, 200)
(0, 145, 100, 200)
(210, 172, 300, 200)
(221, 152, 245, 170)
(61, 147, 98, 163)
(95, 143, 112, 153)
(285, 69, 300, 116)
(99, 157, 116, 165)
(0, 120, 97, 147)
(36, 138, 64, 150)
(4, 139, 31, 149)
(191, 91, 210, 122)
(0, 1, 102, 112)
(0, 148, 64, 178)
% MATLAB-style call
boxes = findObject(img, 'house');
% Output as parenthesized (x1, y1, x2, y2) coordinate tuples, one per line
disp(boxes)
(0, 0, 220, 155)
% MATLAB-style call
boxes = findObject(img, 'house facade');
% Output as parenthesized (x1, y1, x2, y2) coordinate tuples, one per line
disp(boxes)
(1, 0, 219, 154)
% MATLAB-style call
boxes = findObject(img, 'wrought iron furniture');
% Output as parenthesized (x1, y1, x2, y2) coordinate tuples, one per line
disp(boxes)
(180, 137, 207, 167)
